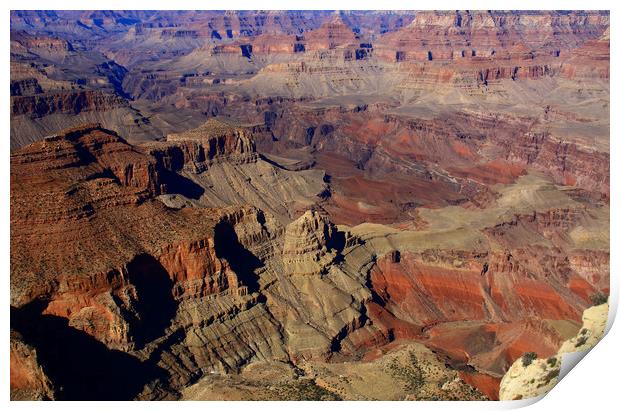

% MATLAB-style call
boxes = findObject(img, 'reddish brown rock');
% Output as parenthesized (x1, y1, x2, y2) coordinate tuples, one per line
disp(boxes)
(11, 90, 128, 118)
(8, 10, 609, 401)
(10, 330, 55, 400)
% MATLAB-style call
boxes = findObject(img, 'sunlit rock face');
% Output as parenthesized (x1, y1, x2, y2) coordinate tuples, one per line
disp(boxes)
(10, 10, 609, 401)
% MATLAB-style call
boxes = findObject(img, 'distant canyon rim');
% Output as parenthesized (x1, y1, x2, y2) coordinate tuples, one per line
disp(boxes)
(9, 10, 610, 401)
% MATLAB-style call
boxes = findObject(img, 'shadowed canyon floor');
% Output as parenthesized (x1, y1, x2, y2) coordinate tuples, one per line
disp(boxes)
(10, 10, 609, 401)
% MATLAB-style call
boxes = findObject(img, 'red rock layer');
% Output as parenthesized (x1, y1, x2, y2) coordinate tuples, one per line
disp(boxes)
(10, 30, 73, 54)
(365, 245, 605, 395)
(10, 330, 55, 400)
(11, 90, 128, 118)
(10, 124, 255, 349)
(376, 10, 608, 62)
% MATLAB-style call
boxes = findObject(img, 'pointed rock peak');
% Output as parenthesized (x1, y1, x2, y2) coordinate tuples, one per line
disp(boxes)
(297, 209, 330, 228)
(328, 13, 347, 26)
(306, 14, 357, 48)
(284, 210, 335, 255)
(315, 13, 353, 33)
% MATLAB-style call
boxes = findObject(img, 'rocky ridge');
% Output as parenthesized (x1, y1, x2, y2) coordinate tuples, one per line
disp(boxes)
(10, 121, 609, 400)
(9, 9, 610, 402)
(499, 302, 609, 401)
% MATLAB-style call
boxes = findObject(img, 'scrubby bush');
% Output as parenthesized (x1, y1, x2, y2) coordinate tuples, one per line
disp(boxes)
(590, 292, 608, 306)
(521, 352, 538, 367)
(575, 336, 588, 348)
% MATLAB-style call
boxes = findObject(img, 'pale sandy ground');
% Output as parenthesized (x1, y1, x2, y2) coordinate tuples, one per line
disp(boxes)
(181, 342, 486, 400)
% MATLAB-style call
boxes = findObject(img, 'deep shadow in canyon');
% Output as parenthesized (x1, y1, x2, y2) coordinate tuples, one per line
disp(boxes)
(214, 220, 263, 293)
(125, 254, 178, 348)
(11, 301, 170, 400)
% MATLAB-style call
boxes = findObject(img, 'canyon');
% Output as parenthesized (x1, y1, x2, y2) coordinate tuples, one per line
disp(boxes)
(9, 10, 610, 401)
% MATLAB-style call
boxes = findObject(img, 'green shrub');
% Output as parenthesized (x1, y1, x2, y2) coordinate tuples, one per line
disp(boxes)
(575, 336, 588, 348)
(387, 352, 426, 394)
(521, 352, 538, 367)
(543, 368, 561, 385)
(590, 292, 608, 306)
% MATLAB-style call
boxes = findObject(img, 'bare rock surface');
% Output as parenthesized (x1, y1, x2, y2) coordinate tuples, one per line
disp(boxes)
(499, 302, 609, 400)
(9, 10, 609, 401)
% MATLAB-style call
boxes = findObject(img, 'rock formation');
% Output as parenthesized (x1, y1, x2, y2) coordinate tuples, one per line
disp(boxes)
(499, 302, 609, 400)
(9, 10, 609, 402)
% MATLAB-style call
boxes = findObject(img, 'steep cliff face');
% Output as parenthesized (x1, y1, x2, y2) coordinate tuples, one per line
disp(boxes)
(149, 120, 327, 223)
(10, 330, 55, 400)
(367, 244, 601, 377)
(11, 90, 129, 118)
(376, 10, 609, 62)
(11, 30, 74, 56)
(10, 124, 289, 398)
(143, 118, 258, 180)
(165, 118, 257, 162)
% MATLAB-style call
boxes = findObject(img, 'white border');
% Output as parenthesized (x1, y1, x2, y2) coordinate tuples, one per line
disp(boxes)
(3, 1, 617, 410)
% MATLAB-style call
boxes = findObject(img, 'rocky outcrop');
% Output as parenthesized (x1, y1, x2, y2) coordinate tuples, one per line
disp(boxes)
(10, 124, 160, 226)
(282, 210, 341, 276)
(158, 118, 258, 168)
(11, 30, 73, 55)
(10, 78, 44, 96)
(10, 125, 288, 398)
(499, 302, 608, 400)
(304, 16, 357, 51)
(8, 9, 610, 402)
(11, 90, 129, 118)
(10, 330, 55, 400)
(376, 10, 609, 62)
(149, 120, 327, 223)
